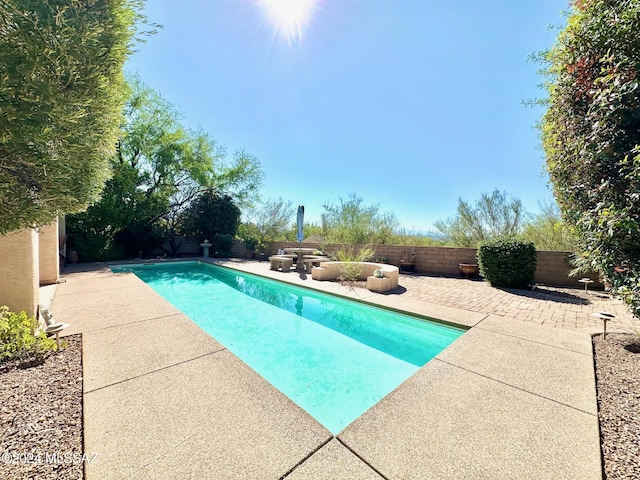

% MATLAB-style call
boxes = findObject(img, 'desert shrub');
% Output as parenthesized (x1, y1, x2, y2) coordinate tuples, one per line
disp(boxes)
(434, 189, 526, 247)
(321, 194, 399, 245)
(0, 306, 56, 363)
(338, 262, 363, 284)
(332, 246, 375, 283)
(477, 240, 537, 288)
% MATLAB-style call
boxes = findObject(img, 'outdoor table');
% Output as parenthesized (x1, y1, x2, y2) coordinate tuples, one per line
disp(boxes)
(283, 247, 318, 271)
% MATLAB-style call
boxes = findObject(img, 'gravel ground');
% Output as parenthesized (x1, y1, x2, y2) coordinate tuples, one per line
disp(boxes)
(0, 331, 638, 479)
(0, 335, 83, 480)
(593, 333, 640, 480)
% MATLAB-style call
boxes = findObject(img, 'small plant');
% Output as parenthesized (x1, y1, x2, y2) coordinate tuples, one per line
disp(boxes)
(333, 246, 375, 284)
(399, 248, 417, 272)
(0, 306, 56, 364)
(400, 248, 416, 263)
(377, 256, 389, 263)
(477, 239, 537, 288)
(338, 263, 362, 283)
(332, 246, 375, 263)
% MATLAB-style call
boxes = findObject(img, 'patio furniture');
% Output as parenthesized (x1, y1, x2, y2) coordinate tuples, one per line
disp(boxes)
(269, 256, 293, 272)
(311, 261, 399, 293)
(303, 256, 331, 273)
(283, 247, 318, 271)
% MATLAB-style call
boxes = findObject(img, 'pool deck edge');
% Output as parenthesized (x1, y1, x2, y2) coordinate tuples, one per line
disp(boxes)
(208, 258, 485, 329)
(51, 260, 603, 479)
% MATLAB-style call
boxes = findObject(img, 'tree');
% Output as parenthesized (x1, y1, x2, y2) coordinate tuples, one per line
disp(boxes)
(239, 197, 295, 253)
(284, 221, 324, 242)
(434, 189, 525, 247)
(541, 0, 640, 317)
(0, 0, 150, 234)
(67, 161, 167, 260)
(321, 193, 399, 245)
(520, 200, 577, 251)
(67, 79, 262, 260)
(184, 190, 240, 241)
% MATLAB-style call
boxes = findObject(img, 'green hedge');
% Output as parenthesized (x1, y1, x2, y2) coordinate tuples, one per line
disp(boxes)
(477, 240, 537, 288)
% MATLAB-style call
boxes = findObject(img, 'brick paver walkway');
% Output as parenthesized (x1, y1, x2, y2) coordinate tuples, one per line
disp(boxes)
(398, 273, 638, 333)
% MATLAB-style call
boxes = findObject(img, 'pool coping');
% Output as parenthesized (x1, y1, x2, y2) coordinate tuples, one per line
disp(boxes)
(113, 258, 475, 332)
(51, 259, 602, 479)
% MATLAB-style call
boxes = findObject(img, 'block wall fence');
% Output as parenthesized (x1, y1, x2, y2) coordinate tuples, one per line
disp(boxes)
(267, 242, 596, 289)
(163, 239, 596, 288)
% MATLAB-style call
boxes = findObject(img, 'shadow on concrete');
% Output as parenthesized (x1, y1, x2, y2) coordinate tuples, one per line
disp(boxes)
(384, 285, 408, 295)
(500, 286, 591, 305)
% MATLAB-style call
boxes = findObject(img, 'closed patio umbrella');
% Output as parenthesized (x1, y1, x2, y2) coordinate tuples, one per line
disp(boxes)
(296, 205, 304, 243)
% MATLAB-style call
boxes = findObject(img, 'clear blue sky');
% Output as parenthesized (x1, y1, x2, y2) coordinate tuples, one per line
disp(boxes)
(126, 0, 569, 233)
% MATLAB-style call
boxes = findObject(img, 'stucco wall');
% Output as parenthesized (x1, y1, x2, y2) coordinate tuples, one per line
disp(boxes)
(38, 219, 59, 285)
(0, 228, 39, 317)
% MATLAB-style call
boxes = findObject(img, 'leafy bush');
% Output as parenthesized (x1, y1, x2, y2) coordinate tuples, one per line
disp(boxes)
(477, 240, 537, 288)
(66, 162, 168, 261)
(211, 234, 234, 257)
(0, 306, 56, 363)
(67, 232, 124, 262)
(243, 237, 258, 251)
(115, 222, 164, 259)
(540, 0, 640, 317)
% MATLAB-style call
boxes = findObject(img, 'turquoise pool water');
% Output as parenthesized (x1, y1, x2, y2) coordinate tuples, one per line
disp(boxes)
(111, 262, 464, 433)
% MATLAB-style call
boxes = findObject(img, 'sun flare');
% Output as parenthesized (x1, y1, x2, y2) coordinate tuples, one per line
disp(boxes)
(257, 0, 320, 45)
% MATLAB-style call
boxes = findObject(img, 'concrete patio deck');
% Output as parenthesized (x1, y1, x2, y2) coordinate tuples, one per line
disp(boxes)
(49, 259, 638, 479)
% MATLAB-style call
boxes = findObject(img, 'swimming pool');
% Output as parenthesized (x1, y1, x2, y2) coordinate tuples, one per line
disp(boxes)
(111, 261, 464, 433)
